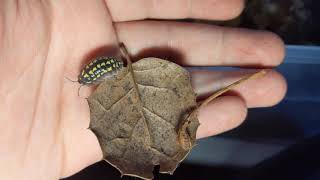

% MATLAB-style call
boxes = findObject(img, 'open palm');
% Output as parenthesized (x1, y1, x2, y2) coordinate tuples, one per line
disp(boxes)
(0, 0, 286, 179)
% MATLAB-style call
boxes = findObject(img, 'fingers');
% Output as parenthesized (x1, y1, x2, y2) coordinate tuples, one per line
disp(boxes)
(115, 21, 285, 66)
(106, 0, 244, 22)
(191, 70, 287, 108)
(196, 96, 247, 139)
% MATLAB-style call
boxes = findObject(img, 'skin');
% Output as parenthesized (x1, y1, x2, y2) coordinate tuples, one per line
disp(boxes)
(0, 0, 287, 179)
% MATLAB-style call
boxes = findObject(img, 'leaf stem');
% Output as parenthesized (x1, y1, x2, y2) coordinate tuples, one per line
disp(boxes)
(199, 70, 267, 109)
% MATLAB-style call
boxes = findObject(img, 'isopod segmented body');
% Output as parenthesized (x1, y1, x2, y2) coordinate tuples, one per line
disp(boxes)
(78, 56, 124, 85)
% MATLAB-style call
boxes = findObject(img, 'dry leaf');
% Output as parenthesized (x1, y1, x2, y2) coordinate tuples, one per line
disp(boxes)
(87, 54, 266, 179)
(88, 58, 199, 179)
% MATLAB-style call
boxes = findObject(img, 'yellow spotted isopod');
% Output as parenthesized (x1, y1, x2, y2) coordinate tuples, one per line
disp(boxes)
(78, 56, 123, 85)
(68, 56, 124, 97)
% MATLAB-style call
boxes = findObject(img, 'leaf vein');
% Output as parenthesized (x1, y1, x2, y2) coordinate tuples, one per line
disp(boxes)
(142, 106, 175, 128)
(136, 83, 173, 92)
(120, 117, 143, 157)
(149, 146, 173, 158)
(103, 88, 134, 112)
(91, 98, 107, 112)
(133, 64, 167, 72)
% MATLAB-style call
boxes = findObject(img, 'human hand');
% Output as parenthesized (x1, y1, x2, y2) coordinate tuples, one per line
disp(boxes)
(0, 0, 286, 179)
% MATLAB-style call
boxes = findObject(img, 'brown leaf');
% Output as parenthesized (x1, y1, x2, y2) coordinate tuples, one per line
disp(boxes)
(87, 58, 199, 179)
(87, 44, 267, 179)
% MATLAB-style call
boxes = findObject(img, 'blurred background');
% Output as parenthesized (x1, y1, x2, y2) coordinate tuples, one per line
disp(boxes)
(64, 0, 320, 179)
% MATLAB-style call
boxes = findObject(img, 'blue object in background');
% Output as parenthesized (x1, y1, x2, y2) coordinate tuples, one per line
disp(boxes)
(277, 45, 320, 138)
(186, 45, 320, 168)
